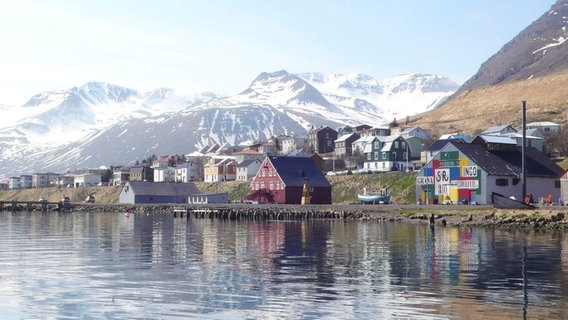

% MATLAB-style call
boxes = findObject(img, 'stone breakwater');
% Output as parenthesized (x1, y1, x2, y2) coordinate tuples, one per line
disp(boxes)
(5, 202, 568, 231)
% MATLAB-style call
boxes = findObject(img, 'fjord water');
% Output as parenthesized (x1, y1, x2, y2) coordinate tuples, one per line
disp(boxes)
(0, 211, 567, 319)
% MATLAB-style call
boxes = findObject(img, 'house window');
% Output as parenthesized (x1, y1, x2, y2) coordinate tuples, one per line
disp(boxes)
(495, 178, 508, 186)
(367, 153, 371, 160)
(373, 141, 379, 149)
(392, 152, 397, 160)
(374, 152, 379, 160)
(261, 170, 265, 177)
(382, 152, 387, 159)
(269, 181, 274, 190)
(261, 182, 265, 189)
(255, 182, 259, 190)
(395, 141, 399, 148)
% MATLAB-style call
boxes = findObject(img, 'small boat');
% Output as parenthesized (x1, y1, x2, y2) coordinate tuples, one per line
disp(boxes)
(491, 192, 535, 209)
(358, 187, 391, 204)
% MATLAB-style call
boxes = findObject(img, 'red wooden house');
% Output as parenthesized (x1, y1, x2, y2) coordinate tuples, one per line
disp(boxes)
(245, 156, 332, 204)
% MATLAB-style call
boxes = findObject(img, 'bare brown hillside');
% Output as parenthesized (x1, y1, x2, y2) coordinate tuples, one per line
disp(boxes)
(410, 73, 568, 137)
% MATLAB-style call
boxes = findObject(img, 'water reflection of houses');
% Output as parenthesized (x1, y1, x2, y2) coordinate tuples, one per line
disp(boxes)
(271, 221, 334, 287)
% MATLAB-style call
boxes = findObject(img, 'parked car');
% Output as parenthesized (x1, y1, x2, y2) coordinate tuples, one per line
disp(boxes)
(85, 195, 95, 203)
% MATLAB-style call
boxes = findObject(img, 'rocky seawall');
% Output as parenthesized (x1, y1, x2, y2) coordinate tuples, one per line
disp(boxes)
(4, 201, 568, 231)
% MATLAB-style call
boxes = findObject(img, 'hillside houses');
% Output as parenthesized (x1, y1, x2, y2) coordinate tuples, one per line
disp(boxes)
(4, 120, 568, 205)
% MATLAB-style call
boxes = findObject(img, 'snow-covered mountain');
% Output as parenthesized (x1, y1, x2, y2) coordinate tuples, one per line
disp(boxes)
(0, 71, 457, 178)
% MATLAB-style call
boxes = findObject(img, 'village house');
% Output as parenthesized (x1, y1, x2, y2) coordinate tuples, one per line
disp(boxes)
(19, 175, 32, 189)
(245, 156, 332, 204)
(154, 166, 176, 182)
(119, 181, 200, 204)
(72, 173, 101, 187)
(363, 135, 410, 172)
(308, 126, 337, 154)
(259, 140, 277, 155)
(129, 165, 154, 182)
(415, 138, 563, 205)
(526, 121, 561, 135)
(8, 176, 21, 190)
(232, 149, 264, 163)
(360, 126, 390, 137)
(56, 175, 75, 188)
(334, 132, 360, 158)
(236, 158, 262, 181)
(112, 167, 130, 186)
(481, 125, 517, 136)
(398, 126, 431, 141)
(502, 129, 545, 154)
(175, 161, 199, 182)
(352, 135, 376, 159)
(280, 136, 308, 155)
(32, 172, 60, 188)
(203, 156, 236, 182)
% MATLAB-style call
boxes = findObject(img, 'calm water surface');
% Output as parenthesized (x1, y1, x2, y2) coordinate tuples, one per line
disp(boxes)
(0, 211, 567, 319)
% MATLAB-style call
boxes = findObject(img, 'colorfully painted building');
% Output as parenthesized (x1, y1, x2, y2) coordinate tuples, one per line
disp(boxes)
(415, 139, 563, 205)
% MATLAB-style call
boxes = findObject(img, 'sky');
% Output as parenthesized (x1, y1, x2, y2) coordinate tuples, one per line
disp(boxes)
(0, 0, 555, 105)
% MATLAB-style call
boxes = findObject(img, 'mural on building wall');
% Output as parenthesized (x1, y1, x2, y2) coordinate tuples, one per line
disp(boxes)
(419, 151, 480, 204)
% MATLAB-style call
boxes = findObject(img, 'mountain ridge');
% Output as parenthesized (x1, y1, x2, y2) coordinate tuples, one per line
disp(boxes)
(0, 72, 457, 178)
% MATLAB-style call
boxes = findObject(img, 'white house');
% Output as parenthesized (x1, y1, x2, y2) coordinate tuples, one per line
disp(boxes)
(526, 121, 561, 135)
(73, 173, 101, 187)
(154, 166, 176, 182)
(20, 175, 32, 189)
(236, 159, 262, 181)
(281, 136, 307, 155)
(175, 162, 199, 182)
(8, 177, 21, 190)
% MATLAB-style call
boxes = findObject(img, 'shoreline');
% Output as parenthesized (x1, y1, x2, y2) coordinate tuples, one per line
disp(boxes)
(5, 202, 568, 231)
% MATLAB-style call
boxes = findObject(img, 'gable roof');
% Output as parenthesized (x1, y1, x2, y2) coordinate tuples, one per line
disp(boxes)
(426, 138, 466, 152)
(448, 141, 563, 177)
(335, 132, 359, 142)
(130, 166, 145, 173)
(124, 181, 200, 196)
(481, 125, 516, 135)
(237, 159, 260, 168)
(475, 134, 516, 145)
(267, 156, 331, 188)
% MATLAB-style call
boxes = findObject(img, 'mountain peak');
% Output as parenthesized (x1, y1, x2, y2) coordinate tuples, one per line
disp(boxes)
(0, 71, 456, 178)
(458, 0, 568, 92)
